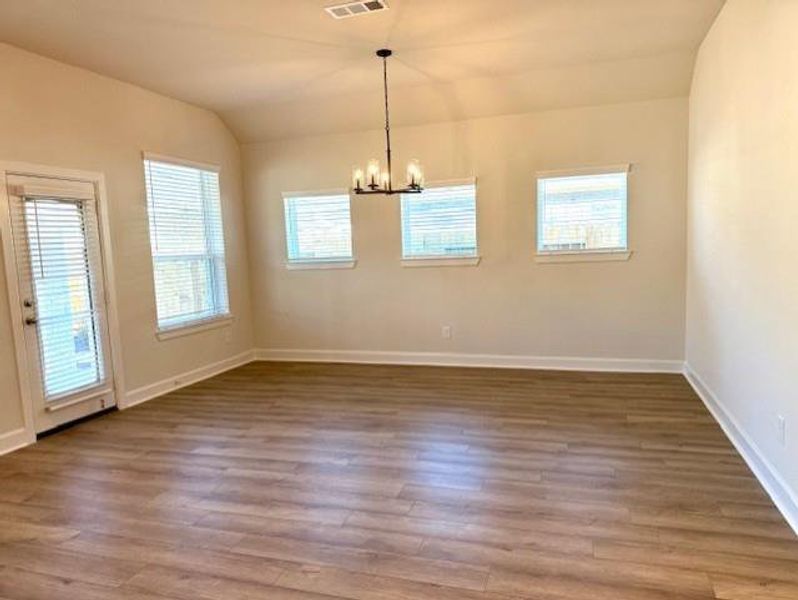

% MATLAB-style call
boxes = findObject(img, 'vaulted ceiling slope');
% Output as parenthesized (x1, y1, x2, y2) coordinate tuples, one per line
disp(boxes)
(0, 0, 724, 142)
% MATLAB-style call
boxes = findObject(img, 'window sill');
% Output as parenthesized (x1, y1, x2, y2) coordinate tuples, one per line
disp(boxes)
(535, 250, 632, 264)
(286, 259, 356, 271)
(156, 315, 233, 341)
(401, 256, 481, 268)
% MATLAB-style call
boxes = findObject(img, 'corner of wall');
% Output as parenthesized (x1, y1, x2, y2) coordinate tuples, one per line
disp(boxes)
(683, 363, 798, 536)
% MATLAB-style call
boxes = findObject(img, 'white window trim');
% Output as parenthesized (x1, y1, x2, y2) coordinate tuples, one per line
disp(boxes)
(282, 187, 348, 198)
(535, 164, 631, 260)
(282, 188, 355, 268)
(156, 314, 233, 341)
(286, 259, 357, 271)
(142, 151, 220, 173)
(402, 256, 481, 268)
(400, 177, 479, 264)
(535, 249, 633, 264)
(535, 163, 631, 179)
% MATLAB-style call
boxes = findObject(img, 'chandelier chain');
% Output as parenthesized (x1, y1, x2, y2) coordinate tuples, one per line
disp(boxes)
(383, 54, 392, 193)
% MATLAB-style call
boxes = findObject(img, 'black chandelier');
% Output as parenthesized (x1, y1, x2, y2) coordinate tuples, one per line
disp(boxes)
(352, 49, 424, 195)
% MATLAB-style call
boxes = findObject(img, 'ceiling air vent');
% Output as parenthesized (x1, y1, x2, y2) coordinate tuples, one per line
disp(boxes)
(325, 0, 389, 19)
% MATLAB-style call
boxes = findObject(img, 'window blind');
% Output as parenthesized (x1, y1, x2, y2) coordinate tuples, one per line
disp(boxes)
(144, 158, 229, 331)
(283, 193, 353, 262)
(537, 171, 628, 253)
(401, 183, 477, 259)
(9, 187, 107, 400)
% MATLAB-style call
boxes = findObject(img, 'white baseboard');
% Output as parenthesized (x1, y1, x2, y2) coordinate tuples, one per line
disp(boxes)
(684, 363, 798, 536)
(254, 348, 684, 373)
(122, 350, 255, 409)
(0, 427, 34, 457)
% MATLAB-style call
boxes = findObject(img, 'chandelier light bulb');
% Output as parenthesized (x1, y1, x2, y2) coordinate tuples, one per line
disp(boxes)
(367, 159, 380, 187)
(407, 159, 422, 187)
(352, 167, 364, 190)
(380, 171, 390, 190)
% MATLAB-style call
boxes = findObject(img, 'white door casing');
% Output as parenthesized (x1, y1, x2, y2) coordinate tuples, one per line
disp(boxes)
(0, 163, 125, 437)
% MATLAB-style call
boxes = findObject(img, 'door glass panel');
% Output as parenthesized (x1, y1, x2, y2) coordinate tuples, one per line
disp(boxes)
(24, 198, 105, 399)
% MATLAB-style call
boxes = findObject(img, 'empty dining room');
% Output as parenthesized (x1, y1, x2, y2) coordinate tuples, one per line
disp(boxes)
(0, 1, 796, 599)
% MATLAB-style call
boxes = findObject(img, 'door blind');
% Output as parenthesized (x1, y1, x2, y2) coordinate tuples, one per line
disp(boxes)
(144, 158, 229, 330)
(537, 171, 628, 253)
(283, 193, 353, 262)
(401, 182, 477, 258)
(9, 187, 107, 400)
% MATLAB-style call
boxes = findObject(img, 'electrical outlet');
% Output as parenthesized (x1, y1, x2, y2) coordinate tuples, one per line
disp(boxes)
(777, 414, 786, 447)
(441, 325, 452, 340)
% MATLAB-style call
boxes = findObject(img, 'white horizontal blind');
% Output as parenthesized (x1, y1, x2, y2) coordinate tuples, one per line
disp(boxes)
(401, 183, 477, 258)
(537, 171, 628, 253)
(144, 158, 229, 330)
(11, 193, 106, 399)
(284, 194, 353, 262)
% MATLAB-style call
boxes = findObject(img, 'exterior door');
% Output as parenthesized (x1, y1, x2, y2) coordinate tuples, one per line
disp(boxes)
(6, 174, 115, 433)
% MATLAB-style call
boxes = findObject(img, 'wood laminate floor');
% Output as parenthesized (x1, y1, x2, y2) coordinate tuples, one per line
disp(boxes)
(0, 361, 797, 600)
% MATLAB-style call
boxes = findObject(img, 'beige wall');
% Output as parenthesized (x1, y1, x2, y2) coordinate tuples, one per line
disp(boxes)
(243, 98, 688, 364)
(687, 0, 798, 514)
(0, 43, 253, 439)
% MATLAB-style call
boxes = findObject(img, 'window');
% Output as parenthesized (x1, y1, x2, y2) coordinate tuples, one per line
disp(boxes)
(537, 166, 629, 255)
(401, 181, 478, 261)
(283, 192, 353, 265)
(143, 155, 229, 332)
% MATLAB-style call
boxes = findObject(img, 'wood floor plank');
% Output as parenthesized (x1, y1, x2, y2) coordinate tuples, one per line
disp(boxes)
(0, 541, 145, 586)
(0, 566, 175, 600)
(233, 533, 490, 590)
(196, 511, 425, 554)
(57, 531, 286, 586)
(593, 540, 798, 583)
(0, 519, 79, 544)
(0, 361, 796, 600)
(275, 564, 510, 600)
(344, 510, 595, 555)
(487, 566, 710, 600)
(421, 537, 714, 597)
(125, 565, 328, 600)
(710, 574, 798, 600)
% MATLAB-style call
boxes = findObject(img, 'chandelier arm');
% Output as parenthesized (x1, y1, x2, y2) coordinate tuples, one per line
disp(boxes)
(355, 188, 422, 196)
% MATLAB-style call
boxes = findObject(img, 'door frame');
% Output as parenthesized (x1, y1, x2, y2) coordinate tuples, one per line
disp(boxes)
(0, 161, 126, 443)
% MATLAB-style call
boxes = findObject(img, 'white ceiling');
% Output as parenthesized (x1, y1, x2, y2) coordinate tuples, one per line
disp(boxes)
(0, 0, 724, 142)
